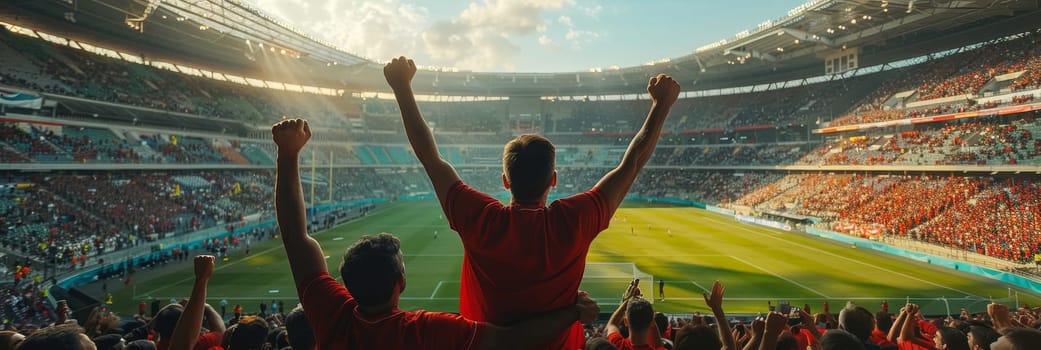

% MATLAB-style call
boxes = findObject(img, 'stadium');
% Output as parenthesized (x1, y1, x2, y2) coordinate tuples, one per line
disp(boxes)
(2, 0, 1041, 349)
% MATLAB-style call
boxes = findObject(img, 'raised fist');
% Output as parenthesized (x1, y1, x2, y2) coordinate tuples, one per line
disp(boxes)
(647, 74, 681, 106)
(194, 255, 215, 280)
(272, 118, 311, 155)
(384, 56, 417, 91)
(765, 312, 787, 333)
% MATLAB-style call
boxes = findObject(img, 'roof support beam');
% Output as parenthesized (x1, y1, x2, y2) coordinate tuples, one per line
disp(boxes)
(779, 28, 834, 47)
(723, 48, 777, 62)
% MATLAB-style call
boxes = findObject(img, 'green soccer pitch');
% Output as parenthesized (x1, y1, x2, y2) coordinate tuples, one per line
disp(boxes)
(109, 200, 1041, 317)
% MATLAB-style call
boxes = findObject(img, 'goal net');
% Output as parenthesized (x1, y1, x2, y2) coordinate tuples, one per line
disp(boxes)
(581, 262, 655, 304)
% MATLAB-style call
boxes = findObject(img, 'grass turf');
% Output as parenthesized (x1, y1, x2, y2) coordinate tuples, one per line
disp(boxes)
(108, 200, 1040, 317)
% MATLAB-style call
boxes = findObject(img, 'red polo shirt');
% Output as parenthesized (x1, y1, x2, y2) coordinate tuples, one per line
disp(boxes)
(608, 332, 667, 350)
(297, 272, 483, 349)
(444, 181, 612, 349)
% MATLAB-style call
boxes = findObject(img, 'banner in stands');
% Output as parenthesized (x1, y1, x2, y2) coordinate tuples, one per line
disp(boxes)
(0, 91, 43, 109)
(812, 101, 1041, 134)
(734, 214, 792, 231)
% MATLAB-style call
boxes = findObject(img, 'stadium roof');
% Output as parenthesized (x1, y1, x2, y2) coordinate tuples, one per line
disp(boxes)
(1, 0, 1039, 96)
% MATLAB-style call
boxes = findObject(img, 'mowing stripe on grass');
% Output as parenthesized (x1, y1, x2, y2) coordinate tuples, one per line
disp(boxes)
(703, 215, 980, 298)
(134, 210, 392, 299)
(728, 255, 832, 299)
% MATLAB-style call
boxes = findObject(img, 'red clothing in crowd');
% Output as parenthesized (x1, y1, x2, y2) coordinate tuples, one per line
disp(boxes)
(870, 329, 897, 348)
(897, 340, 932, 350)
(607, 332, 666, 350)
(297, 272, 483, 349)
(792, 328, 820, 350)
(155, 331, 221, 350)
(444, 181, 612, 350)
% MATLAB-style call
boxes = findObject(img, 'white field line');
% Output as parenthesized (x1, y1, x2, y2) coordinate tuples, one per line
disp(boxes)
(689, 280, 711, 293)
(430, 281, 445, 299)
(728, 255, 832, 299)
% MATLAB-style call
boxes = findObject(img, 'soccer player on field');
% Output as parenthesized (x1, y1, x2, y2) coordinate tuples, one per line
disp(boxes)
(385, 56, 680, 349)
(272, 119, 600, 349)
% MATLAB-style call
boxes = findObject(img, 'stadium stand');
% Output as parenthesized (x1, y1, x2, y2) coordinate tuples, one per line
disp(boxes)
(4, 2, 1041, 349)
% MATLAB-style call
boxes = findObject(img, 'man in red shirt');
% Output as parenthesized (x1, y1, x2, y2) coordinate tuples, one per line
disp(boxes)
(166, 255, 224, 350)
(272, 119, 599, 349)
(606, 280, 665, 350)
(384, 56, 681, 349)
(152, 302, 223, 350)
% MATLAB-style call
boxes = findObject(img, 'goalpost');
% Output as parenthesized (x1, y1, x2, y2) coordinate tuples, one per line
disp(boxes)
(582, 262, 655, 304)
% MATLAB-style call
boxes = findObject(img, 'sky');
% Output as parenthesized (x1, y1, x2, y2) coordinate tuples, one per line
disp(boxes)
(246, 0, 808, 72)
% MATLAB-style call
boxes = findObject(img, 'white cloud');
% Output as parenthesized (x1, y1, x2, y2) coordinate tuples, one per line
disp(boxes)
(248, 0, 600, 71)
(558, 15, 573, 27)
(248, 0, 428, 62)
(538, 34, 557, 47)
(421, 0, 574, 70)
(553, 12, 600, 49)
(577, 4, 603, 17)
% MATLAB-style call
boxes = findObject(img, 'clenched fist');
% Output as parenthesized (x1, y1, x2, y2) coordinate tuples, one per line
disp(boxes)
(272, 118, 311, 155)
(384, 56, 417, 92)
(194, 255, 215, 281)
(647, 74, 681, 106)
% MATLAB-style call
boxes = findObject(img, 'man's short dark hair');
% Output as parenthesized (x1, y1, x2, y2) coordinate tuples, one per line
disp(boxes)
(339, 233, 404, 307)
(820, 329, 865, 350)
(284, 304, 315, 350)
(585, 336, 617, 350)
(626, 297, 654, 333)
(152, 304, 183, 340)
(838, 303, 874, 341)
(875, 311, 893, 334)
(93, 334, 124, 350)
(229, 315, 269, 350)
(654, 312, 669, 337)
(937, 327, 969, 350)
(673, 324, 722, 350)
(998, 327, 1041, 350)
(502, 134, 555, 203)
(125, 339, 157, 350)
(968, 325, 999, 349)
(19, 323, 93, 350)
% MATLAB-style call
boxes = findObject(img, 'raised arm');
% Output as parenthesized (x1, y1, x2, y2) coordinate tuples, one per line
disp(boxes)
(595, 74, 680, 211)
(202, 304, 225, 334)
(385, 57, 461, 203)
(273, 119, 327, 283)
(887, 304, 909, 344)
(704, 280, 737, 350)
(988, 303, 1016, 329)
(898, 304, 931, 347)
(477, 291, 600, 350)
(758, 312, 786, 350)
(742, 318, 765, 350)
(169, 255, 214, 350)
(607, 279, 642, 337)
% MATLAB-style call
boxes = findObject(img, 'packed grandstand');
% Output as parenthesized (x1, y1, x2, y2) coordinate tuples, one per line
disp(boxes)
(3, 0, 1041, 349)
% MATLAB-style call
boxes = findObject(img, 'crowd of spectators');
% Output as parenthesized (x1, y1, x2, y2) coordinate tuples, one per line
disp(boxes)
(6, 265, 1041, 350)
(915, 178, 1041, 262)
(723, 172, 1041, 263)
(800, 115, 1041, 166)
(829, 32, 1041, 128)
(0, 29, 355, 129)
(0, 171, 277, 266)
